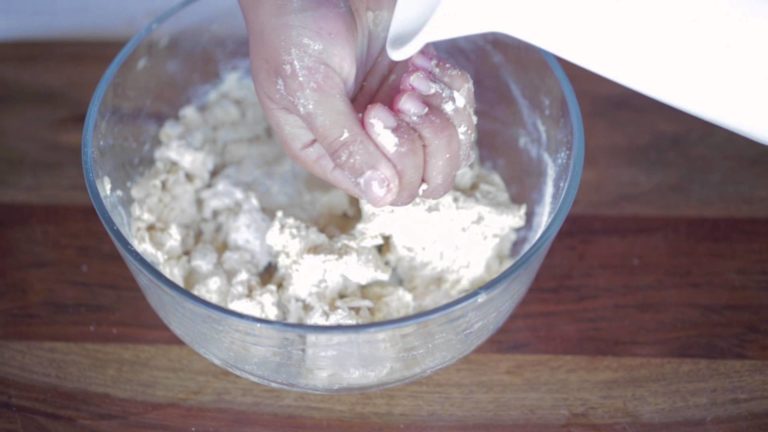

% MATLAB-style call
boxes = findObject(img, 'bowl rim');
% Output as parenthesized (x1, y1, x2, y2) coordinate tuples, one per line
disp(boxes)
(82, 0, 585, 335)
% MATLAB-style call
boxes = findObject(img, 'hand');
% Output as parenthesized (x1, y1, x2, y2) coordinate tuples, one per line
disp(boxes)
(239, 0, 476, 206)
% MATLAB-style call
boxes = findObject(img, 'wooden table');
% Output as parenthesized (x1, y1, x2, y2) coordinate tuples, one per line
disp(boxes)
(1, 43, 767, 431)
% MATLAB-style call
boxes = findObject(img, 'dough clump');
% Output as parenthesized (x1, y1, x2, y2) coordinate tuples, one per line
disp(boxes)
(130, 72, 525, 325)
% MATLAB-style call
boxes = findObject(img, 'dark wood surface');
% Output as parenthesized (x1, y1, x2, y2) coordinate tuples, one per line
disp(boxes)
(1, 42, 767, 431)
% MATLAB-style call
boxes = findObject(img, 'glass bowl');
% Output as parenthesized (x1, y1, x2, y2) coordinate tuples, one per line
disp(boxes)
(82, 0, 583, 393)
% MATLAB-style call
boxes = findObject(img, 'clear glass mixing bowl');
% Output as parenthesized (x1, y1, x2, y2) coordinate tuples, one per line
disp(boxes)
(82, 0, 584, 393)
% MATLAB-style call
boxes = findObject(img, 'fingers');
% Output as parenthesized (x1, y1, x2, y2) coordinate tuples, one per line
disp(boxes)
(356, 48, 480, 203)
(407, 52, 478, 167)
(380, 46, 477, 200)
(394, 91, 462, 198)
(300, 85, 401, 207)
(262, 67, 401, 207)
(359, 59, 411, 112)
(363, 103, 425, 205)
(242, 6, 474, 207)
(265, 110, 362, 197)
(241, 0, 402, 207)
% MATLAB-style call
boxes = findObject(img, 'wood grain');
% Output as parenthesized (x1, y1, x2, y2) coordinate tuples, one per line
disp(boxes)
(0, 43, 117, 205)
(2, 342, 767, 431)
(2, 204, 767, 360)
(2, 41, 768, 431)
(564, 62, 768, 218)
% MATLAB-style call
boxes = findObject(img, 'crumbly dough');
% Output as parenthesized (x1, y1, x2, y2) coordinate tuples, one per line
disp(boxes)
(129, 72, 525, 325)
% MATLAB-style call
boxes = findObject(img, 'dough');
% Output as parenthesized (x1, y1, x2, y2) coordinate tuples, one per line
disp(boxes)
(129, 72, 525, 325)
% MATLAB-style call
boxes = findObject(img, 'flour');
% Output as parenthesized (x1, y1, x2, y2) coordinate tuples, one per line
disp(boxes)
(129, 72, 525, 325)
(369, 117, 400, 153)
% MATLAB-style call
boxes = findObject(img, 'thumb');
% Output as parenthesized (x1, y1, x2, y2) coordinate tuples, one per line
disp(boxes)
(240, 0, 398, 206)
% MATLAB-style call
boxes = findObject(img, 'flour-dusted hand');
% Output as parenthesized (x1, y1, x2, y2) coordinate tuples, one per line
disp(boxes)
(239, 0, 477, 206)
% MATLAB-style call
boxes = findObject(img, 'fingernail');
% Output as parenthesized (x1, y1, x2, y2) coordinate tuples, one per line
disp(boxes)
(409, 72, 436, 95)
(370, 104, 398, 128)
(368, 105, 400, 154)
(369, 107, 401, 155)
(397, 92, 428, 117)
(412, 53, 437, 72)
(360, 170, 392, 205)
